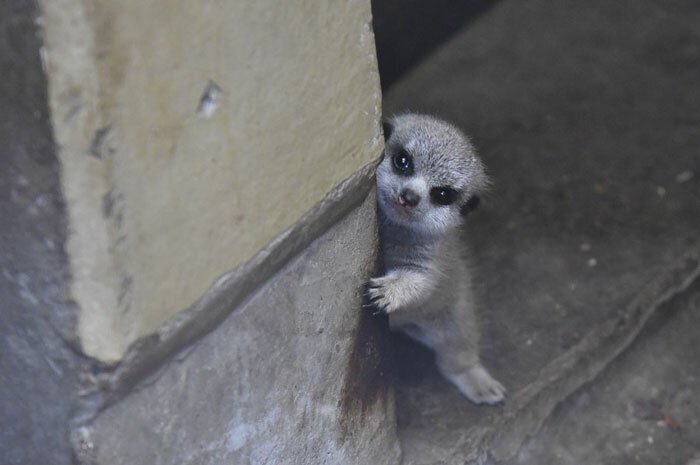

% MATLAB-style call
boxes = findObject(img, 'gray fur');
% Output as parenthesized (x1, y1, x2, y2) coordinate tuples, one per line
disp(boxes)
(368, 113, 505, 405)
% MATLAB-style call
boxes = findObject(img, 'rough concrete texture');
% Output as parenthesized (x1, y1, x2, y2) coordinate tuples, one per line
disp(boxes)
(382, 0, 700, 463)
(40, 0, 383, 361)
(89, 192, 402, 465)
(0, 1, 83, 464)
(89, 162, 378, 415)
(509, 283, 700, 465)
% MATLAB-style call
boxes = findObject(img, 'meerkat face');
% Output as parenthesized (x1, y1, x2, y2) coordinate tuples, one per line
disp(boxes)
(376, 114, 488, 235)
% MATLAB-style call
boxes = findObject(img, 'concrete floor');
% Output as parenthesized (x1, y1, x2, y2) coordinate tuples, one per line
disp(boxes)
(382, 0, 700, 463)
(509, 284, 700, 465)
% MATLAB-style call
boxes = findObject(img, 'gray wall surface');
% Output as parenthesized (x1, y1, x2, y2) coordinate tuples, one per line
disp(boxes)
(0, 1, 82, 464)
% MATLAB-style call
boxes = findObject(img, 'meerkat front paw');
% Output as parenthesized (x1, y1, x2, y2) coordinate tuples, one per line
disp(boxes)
(365, 275, 403, 314)
(445, 364, 506, 405)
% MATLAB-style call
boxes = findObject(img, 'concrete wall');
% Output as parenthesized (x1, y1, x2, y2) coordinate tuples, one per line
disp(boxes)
(41, 0, 383, 362)
(89, 192, 400, 465)
(1, 0, 400, 462)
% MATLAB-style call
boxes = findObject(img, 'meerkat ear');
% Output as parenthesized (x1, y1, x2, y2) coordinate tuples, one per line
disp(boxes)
(382, 119, 394, 140)
(460, 195, 481, 217)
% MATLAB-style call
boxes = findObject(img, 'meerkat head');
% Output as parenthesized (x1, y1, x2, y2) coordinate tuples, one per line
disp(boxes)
(376, 113, 488, 235)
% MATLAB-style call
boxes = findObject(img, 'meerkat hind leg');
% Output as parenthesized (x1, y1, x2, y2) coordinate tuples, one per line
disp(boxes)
(435, 348, 506, 405)
(393, 314, 506, 405)
(435, 281, 506, 405)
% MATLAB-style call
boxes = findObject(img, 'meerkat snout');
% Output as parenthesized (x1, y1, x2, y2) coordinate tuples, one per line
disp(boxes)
(398, 189, 420, 208)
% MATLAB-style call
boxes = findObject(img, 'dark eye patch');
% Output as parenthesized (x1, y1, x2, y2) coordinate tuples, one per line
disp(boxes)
(460, 195, 481, 217)
(430, 186, 459, 206)
(392, 149, 414, 176)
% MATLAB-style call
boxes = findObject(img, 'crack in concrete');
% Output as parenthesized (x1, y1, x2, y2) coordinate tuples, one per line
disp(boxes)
(480, 248, 700, 464)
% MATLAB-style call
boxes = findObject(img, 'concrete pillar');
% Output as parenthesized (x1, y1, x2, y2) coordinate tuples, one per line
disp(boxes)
(41, 0, 385, 363)
(1, 0, 400, 463)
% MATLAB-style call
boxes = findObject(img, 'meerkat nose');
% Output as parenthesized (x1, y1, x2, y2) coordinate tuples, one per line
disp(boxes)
(398, 189, 421, 208)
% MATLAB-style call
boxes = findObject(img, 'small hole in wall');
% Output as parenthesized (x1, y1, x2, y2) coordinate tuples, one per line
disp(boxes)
(196, 80, 224, 118)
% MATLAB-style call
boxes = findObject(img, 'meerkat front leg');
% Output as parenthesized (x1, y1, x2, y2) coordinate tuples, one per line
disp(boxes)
(366, 267, 436, 313)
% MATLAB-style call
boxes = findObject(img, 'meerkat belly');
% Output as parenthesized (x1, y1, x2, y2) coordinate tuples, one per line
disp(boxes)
(411, 272, 463, 315)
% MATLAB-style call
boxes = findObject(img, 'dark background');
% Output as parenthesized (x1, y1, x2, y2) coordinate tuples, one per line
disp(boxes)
(372, 0, 500, 90)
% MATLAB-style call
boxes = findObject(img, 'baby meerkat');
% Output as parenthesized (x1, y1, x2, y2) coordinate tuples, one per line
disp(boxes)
(366, 113, 505, 405)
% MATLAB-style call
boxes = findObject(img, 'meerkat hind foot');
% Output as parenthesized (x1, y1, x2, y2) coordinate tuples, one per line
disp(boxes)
(444, 364, 506, 405)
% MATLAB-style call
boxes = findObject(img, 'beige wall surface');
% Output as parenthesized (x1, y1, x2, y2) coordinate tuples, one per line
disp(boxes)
(42, 0, 382, 362)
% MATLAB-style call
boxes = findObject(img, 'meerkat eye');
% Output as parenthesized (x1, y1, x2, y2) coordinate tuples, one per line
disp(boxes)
(392, 149, 414, 176)
(430, 187, 459, 206)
